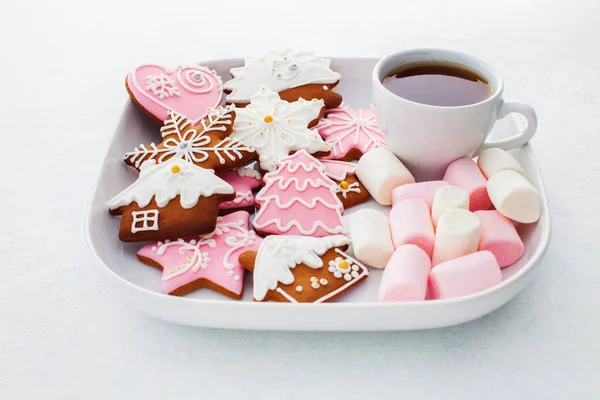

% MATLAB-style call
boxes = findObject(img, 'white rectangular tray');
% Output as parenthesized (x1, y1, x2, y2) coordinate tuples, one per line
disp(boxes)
(83, 57, 550, 331)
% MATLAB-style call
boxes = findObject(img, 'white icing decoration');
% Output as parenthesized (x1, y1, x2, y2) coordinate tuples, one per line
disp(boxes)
(296, 286, 303, 292)
(311, 281, 320, 289)
(276, 287, 298, 302)
(321, 160, 357, 181)
(252, 235, 350, 301)
(224, 191, 253, 205)
(224, 50, 341, 103)
(319, 278, 328, 285)
(230, 87, 327, 172)
(107, 158, 234, 210)
(145, 73, 180, 99)
(124, 106, 254, 169)
(322, 85, 328, 90)
(334, 181, 361, 199)
(235, 165, 263, 180)
(131, 209, 159, 233)
(234, 275, 240, 281)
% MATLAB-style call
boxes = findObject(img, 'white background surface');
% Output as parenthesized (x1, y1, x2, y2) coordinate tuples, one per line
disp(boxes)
(1, 0, 599, 398)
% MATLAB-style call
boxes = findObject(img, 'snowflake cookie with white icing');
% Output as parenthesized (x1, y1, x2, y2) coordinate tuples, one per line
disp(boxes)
(123, 105, 257, 173)
(230, 86, 331, 173)
(107, 158, 235, 242)
(224, 50, 343, 109)
(126, 64, 224, 125)
(136, 211, 261, 299)
(238, 235, 368, 303)
(316, 104, 388, 161)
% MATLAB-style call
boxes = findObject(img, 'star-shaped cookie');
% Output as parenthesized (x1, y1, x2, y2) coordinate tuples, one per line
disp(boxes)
(123, 105, 257, 172)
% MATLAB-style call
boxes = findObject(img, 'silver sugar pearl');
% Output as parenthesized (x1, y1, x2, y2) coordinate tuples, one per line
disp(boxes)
(192, 72, 203, 81)
(179, 142, 188, 149)
(288, 62, 298, 71)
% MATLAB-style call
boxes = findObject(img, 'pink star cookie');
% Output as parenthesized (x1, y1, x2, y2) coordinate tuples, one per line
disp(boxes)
(316, 104, 387, 161)
(217, 166, 263, 215)
(136, 211, 261, 299)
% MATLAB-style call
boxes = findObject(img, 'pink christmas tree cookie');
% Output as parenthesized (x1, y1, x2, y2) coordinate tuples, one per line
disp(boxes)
(126, 64, 223, 125)
(217, 166, 263, 215)
(253, 150, 346, 237)
(136, 211, 261, 299)
(316, 103, 387, 161)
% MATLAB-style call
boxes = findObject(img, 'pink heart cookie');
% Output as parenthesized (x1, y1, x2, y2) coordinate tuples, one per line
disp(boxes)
(126, 64, 223, 125)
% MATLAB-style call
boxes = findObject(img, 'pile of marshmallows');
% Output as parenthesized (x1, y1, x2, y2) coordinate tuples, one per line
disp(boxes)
(350, 147, 542, 301)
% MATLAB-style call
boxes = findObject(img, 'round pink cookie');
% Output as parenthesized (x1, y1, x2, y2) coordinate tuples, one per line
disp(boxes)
(429, 251, 502, 300)
(475, 210, 524, 268)
(379, 245, 432, 302)
(443, 157, 491, 211)
(389, 198, 435, 258)
(126, 64, 223, 125)
(391, 180, 450, 208)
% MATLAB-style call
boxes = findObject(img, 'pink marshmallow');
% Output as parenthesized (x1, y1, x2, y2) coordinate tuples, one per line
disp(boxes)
(475, 210, 524, 268)
(391, 181, 450, 208)
(379, 245, 432, 302)
(428, 251, 502, 300)
(443, 157, 491, 211)
(389, 198, 435, 257)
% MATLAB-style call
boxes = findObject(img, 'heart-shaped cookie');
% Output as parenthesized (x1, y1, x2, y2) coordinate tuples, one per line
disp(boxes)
(126, 64, 223, 125)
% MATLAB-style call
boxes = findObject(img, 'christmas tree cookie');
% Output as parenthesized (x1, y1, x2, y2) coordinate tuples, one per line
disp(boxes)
(123, 105, 257, 173)
(252, 150, 345, 237)
(224, 50, 342, 109)
(230, 87, 331, 172)
(136, 211, 261, 299)
(316, 104, 387, 161)
(238, 235, 369, 303)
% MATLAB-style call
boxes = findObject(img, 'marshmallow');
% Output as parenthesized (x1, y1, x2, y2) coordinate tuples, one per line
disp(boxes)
(432, 209, 480, 266)
(428, 251, 502, 300)
(487, 170, 542, 223)
(391, 180, 450, 208)
(389, 198, 435, 257)
(379, 245, 431, 302)
(477, 148, 525, 179)
(356, 148, 415, 205)
(431, 185, 469, 228)
(349, 208, 394, 269)
(443, 157, 491, 211)
(475, 210, 524, 268)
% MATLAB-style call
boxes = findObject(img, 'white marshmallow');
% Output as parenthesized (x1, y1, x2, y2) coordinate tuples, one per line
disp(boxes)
(432, 209, 481, 266)
(477, 148, 525, 179)
(349, 208, 394, 269)
(487, 170, 542, 223)
(356, 148, 415, 205)
(431, 185, 470, 228)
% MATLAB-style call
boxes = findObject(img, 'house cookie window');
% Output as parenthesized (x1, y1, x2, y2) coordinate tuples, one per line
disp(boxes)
(131, 210, 159, 233)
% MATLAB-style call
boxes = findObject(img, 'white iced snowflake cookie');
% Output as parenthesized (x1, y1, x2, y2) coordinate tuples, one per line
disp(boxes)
(229, 87, 331, 172)
(224, 50, 343, 109)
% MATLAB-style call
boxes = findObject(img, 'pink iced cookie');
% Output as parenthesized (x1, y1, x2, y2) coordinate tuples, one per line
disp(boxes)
(379, 245, 432, 302)
(316, 104, 387, 161)
(389, 198, 435, 258)
(429, 251, 502, 300)
(391, 180, 450, 208)
(475, 210, 524, 268)
(136, 211, 261, 299)
(218, 166, 263, 214)
(443, 157, 491, 211)
(253, 150, 345, 237)
(126, 64, 223, 125)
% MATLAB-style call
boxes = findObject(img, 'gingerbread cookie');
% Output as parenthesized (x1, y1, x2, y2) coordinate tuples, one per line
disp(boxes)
(126, 64, 223, 125)
(136, 211, 261, 299)
(217, 166, 263, 215)
(321, 160, 370, 208)
(224, 50, 342, 109)
(316, 104, 387, 161)
(230, 86, 330, 173)
(238, 235, 368, 303)
(107, 158, 235, 242)
(123, 105, 257, 173)
(253, 150, 345, 237)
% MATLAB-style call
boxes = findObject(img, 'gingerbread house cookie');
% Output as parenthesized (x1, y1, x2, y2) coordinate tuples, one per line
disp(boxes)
(217, 166, 263, 215)
(126, 64, 224, 125)
(321, 160, 370, 208)
(238, 235, 368, 303)
(107, 158, 235, 242)
(136, 211, 261, 299)
(123, 105, 257, 173)
(224, 50, 342, 109)
(253, 150, 345, 237)
(316, 104, 387, 161)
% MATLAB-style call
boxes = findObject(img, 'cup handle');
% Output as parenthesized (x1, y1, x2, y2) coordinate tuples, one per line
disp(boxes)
(475, 100, 538, 155)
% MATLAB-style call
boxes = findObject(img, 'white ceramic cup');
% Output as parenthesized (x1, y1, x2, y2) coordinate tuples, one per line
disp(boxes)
(372, 48, 537, 181)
